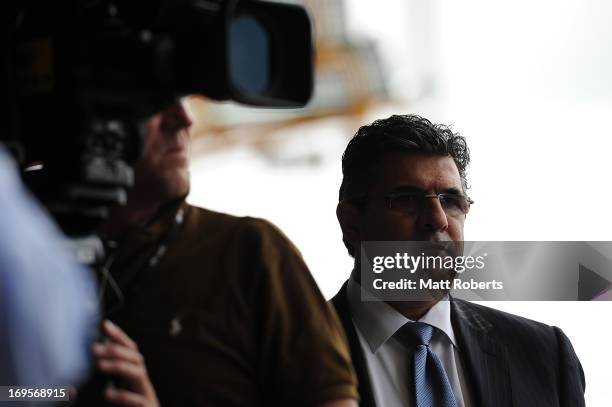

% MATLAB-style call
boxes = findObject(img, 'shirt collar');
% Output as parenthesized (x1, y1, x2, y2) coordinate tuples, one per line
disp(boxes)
(103, 196, 187, 245)
(347, 278, 457, 353)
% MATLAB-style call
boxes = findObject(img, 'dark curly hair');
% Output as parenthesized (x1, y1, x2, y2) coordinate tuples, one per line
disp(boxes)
(339, 114, 470, 254)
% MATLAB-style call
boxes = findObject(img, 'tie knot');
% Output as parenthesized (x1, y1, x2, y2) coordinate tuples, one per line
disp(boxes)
(395, 322, 434, 347)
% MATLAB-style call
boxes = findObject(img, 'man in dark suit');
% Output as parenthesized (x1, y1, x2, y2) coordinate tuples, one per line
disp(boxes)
(332, 114, 585, 407)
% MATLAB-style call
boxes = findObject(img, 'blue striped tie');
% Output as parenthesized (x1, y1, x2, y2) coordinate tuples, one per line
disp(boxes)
(396, 322, 458, 407)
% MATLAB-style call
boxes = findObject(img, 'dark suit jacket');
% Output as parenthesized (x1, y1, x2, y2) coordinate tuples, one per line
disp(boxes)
(331, 281, 586, 407)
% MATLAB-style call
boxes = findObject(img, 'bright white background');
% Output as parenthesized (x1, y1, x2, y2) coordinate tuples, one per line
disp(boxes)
(189, 1, 612, 405)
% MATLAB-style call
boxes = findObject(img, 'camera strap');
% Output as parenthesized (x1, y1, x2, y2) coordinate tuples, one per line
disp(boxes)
(102, 205, 185, 315)
(146, 206, 185, 269)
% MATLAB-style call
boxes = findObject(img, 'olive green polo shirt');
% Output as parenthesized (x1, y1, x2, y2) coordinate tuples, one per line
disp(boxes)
(80, 201, 358, 406)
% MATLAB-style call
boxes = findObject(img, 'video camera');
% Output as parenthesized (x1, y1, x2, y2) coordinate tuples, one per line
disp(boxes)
(1, 0, 313, 237)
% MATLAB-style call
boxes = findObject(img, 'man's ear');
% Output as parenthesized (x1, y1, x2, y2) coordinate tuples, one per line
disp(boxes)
(336, 201, 362, 253)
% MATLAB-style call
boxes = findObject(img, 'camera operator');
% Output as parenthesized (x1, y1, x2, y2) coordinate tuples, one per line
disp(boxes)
(75, 99, 358, 407)
(0, 145, 98, 388)
(5, 1, 358, 404)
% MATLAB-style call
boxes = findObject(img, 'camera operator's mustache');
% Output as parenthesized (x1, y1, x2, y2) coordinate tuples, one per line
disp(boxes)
(163, 133, 189, 155)
(165, 145, 186, 154)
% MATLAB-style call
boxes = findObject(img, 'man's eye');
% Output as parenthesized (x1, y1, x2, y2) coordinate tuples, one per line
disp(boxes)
(391, 194, 421, 210)
(440, 195, 461, 208)
(395, 194, 419, 203)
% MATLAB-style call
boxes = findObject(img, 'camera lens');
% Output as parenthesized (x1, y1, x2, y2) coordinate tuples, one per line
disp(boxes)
(229, 15, 270, 95)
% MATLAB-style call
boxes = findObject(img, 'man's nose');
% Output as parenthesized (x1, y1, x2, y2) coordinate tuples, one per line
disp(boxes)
(161, 100, 194, 132)
(417, 196, 449, 233)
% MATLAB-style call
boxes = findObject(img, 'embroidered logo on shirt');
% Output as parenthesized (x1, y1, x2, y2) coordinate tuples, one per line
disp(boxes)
(169, 316, 183, 336)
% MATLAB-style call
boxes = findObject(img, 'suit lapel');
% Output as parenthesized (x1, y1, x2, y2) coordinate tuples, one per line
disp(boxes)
(331, 282, 377, 407)
(451, 299, 512, 407)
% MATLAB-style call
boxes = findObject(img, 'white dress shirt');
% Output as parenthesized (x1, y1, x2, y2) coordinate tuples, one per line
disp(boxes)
(347, 278, 472, 407)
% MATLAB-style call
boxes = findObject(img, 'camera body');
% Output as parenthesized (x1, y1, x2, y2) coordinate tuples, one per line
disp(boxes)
(2, 0, 313, 236)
